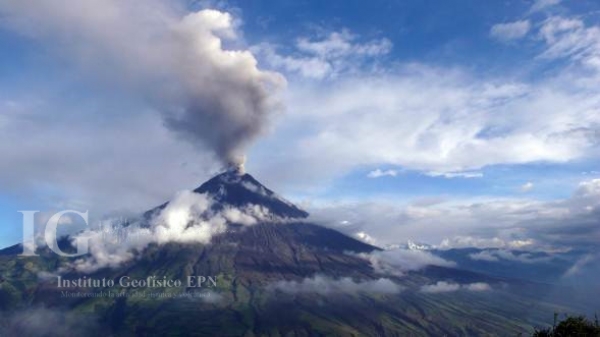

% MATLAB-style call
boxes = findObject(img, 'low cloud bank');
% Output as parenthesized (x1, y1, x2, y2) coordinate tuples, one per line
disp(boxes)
(309, 179, 600, 263)
(71, 190, 276, 273)
(420, 281, 491, 294)
(439, 236, 535, 250)
(356, 248, 456, 276)
(268, 275, 402, 295)
(468, 249, 551, 264)
(0, 307, 98, 337)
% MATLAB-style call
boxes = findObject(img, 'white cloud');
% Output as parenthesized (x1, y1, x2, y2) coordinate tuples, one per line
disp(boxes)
(420, 281, 491, 293)
(308, 177, 600, 251)
(425, 171, 483, 179)
(0, 307, 99, 336)
(0, 108, 215, 215)
(539, 16, 600, 72)
(254, 29, 391, 79)
(420, 281, 460, 293)
(439, 236, 511, 250)
(354, 231, 377, 245)
(249, 16, 600, 189)
(463, 282, 492, 292)
(296, 30, 392, 58)
(468, 249, 550, 264)
(490, 20, 531, 41)
(269, 275, 402, 295)
(252, 43, 332, 79)
(71, 190, 279, 273)
(310, 198, 546, 248)
(574, 178, 600, 199)
(469, 251, 500, 262)
(439, 237, 537, 251)
(367, 169, 399, 178)
(357, 248, 455, 276)
(530, 0, 561, 13)
(253, 63, 600, 187)
(521, 182, 534, 192)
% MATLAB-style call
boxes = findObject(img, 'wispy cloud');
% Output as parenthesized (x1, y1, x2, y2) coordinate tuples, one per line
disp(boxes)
(469, 249, 550, 264)
(0, 307, 99, 336)
(309, 178, 600, 252)
(367, 168, 399, 178)
(490, 20, 531, 42)
(440, 237, 536, 250)
(250, 12, 600, 190)
(563, 254, 596, 277)
(354, 231, 378, 245)
(254, 61, 600, 188)
(254, 29, 391, 79)
(268, 275, 402, 295)
(425, 171, 483, 179)
(71, 190, 281, 273)
(464, 282, 492, 292)
(520, 182, 534, 192)
(420, 281, 491, 293)
(356, 247, 456, 276)
(530, 0, 561, 13)
(539, 16, 600, 72)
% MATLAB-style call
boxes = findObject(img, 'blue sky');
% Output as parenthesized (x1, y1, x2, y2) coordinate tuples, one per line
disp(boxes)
(0, 196, 25, 247)
(1, 0, 600, 251)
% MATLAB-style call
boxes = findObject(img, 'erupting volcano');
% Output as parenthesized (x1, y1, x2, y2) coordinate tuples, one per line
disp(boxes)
(0, 170, 566, 336)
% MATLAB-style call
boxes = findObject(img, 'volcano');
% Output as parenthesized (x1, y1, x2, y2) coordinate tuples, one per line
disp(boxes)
(194, 171, 310, 219)
(144, 170, 310, 221)
(0, 172, 571, 336)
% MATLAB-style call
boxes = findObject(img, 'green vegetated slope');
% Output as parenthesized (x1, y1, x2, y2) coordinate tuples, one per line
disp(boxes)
(0, 223, 565, 336)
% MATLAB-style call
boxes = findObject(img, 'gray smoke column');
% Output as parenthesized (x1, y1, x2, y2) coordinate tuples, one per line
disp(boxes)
(165, 10, 285, 166)
(0, 1, 285, 166)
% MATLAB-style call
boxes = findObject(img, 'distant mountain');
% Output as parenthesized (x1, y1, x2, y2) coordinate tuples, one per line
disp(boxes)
(0, 171, 582, 336)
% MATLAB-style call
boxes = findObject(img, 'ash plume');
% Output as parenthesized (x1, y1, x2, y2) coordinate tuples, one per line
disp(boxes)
(165, 10, 285, 166)
(0, 1, 285, 166)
